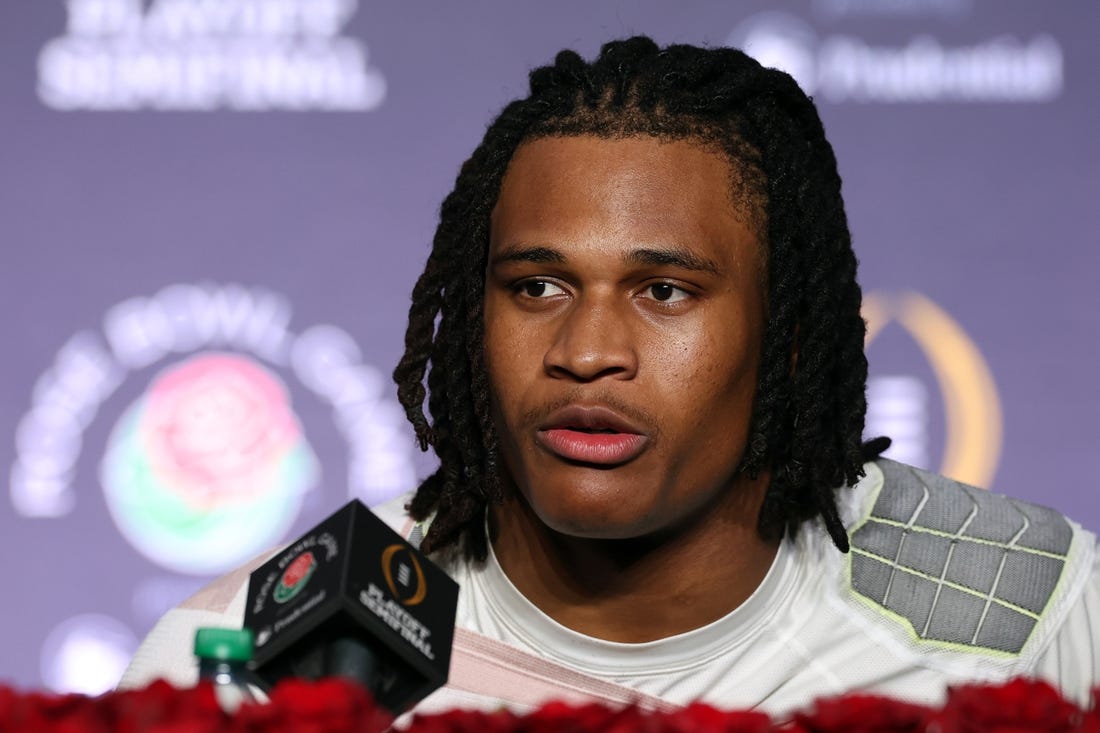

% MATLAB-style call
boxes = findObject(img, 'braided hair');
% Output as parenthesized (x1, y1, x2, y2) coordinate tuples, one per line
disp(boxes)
(393, 36, 875, 561)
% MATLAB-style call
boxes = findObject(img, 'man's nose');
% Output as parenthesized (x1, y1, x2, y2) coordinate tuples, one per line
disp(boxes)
(543, 295, 638, 382)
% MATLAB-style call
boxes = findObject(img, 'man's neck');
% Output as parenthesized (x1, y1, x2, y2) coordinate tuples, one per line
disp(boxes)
(488, 474, 779, 643)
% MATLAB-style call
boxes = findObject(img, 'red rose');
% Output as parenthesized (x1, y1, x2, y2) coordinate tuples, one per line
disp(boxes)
(404, 707, 518, 733)
(261, 677, 392, 733)
(29, 690, 91, 720)
(4, 676, 1096, 733)
(523, 701, 632, 733)
(104, 680, 225, 733)
(787, 693, 931, 733)
(515, 700, 772, 733)
(0, 686, 17, 726)
(658, 702, 772, 733)
(931, 678, 1086, 733)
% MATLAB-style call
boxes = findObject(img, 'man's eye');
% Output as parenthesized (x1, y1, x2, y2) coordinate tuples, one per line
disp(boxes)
(644, 283, 689, 303)
(518, 280, 565, 298)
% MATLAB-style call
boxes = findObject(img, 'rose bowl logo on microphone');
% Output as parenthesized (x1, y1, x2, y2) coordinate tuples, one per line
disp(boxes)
(100, 352, 320, 575)
(274, 551, 317, 604)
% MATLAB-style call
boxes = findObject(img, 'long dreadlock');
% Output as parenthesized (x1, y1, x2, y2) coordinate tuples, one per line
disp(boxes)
(393, 36, 878, 560)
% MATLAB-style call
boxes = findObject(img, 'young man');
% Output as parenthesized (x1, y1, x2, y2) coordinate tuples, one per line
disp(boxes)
(122, 37, 1099, 715)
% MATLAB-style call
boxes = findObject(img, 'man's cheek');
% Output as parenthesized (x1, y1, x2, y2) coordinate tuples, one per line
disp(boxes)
(487, 381, 522, 456)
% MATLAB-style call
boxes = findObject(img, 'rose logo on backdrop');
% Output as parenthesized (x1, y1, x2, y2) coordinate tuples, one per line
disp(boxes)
(12, 282, 418, 525)
(10, 282, 419, 694)
(100, 353, 320, 575)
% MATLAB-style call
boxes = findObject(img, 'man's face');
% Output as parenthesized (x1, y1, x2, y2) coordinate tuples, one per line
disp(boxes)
(484, 135, 767, 541)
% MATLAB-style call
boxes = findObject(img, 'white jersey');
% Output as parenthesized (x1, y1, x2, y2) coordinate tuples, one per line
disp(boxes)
(120, 460, 1100, 718)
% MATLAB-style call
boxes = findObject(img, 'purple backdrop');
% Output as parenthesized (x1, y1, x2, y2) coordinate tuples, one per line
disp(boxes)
(2, 0, 1097, 694)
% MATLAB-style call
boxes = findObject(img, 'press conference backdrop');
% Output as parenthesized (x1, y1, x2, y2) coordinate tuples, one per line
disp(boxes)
(1, 0, 1096, 694)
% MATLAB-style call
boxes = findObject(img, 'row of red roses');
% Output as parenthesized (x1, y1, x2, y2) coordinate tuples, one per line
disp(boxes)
(0, 677, 1096, 733)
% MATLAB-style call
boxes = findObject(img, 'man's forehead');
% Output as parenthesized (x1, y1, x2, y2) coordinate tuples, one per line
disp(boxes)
(495, 132, 767, 237)
(489, 134, 768, 278)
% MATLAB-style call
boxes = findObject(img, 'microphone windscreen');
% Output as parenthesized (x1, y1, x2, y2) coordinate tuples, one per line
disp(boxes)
(243, 500, 458, 713)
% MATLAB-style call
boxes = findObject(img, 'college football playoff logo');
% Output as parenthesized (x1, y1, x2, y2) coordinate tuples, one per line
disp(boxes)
(381, 544, 427, 606)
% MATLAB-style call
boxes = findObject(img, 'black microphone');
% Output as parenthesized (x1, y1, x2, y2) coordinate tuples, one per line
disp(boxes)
(242, 499, 458, 714)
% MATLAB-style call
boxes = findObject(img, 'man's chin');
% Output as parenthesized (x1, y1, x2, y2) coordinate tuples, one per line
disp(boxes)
(495, 470, 667, 540)
(531, 503, 663, 542)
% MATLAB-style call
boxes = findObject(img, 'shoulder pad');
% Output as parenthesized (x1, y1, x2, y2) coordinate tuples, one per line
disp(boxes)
(848, 459, 1072, 655)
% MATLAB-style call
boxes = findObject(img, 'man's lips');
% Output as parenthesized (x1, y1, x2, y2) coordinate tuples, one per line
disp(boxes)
(535, 405, 649, 465)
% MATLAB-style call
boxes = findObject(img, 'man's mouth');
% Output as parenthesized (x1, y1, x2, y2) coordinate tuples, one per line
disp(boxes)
(535, 405, 649, 465)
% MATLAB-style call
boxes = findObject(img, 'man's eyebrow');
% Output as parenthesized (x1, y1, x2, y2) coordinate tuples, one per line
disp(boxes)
(490, 244, 566, 266)
(626, 247, 723, 276)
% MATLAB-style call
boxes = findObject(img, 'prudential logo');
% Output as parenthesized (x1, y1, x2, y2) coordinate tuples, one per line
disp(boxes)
(728, 11, 1063, 103)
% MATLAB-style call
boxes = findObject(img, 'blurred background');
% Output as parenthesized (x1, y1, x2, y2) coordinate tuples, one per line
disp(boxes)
(1, 0, 1097, 695)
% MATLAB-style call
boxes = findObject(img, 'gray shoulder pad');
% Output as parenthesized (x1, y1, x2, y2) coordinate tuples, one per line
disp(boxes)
(849, 459, 1072, 655)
